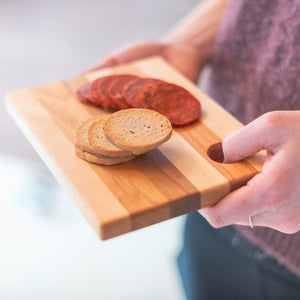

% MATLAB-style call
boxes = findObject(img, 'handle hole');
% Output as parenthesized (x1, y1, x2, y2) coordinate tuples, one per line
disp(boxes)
(207, 142, 224, 163)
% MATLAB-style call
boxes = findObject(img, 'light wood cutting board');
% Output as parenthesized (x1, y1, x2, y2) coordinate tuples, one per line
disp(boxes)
(5, 56, 264, 240)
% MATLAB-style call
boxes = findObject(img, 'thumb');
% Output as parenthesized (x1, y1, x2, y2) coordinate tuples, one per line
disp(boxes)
(222, 112, 286, 163)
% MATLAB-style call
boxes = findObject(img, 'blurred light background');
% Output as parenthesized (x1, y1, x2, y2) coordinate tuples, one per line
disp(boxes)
(0, 0, 199, 299)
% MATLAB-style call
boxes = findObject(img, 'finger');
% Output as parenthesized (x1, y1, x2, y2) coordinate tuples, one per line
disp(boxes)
(199, 172, 269, 228)
(247, 210, 300, 234)
(200, 150, 295, 229)
(226, 213, 276, 229)
(222, 112, 287, 163)
(220, 212, 299, 233)
(230, 213, 274, 228)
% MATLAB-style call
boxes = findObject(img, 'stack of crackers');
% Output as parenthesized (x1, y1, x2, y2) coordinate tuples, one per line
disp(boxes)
(75, 108, 172, 165)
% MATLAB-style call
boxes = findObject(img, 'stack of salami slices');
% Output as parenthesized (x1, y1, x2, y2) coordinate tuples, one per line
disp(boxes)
(77, 74, 201, 127)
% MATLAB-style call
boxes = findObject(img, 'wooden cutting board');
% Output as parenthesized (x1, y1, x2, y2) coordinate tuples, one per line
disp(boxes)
(6, 56, 264, 240)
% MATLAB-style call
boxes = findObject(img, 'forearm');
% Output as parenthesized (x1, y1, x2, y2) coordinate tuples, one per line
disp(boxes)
(163, 0, 229, 55)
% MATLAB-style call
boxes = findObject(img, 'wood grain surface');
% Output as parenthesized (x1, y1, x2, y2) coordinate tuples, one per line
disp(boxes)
(5, 56, 265, 240)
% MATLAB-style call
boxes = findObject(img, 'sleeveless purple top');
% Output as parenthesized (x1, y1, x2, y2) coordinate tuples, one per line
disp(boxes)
(203, 0, 300, 276)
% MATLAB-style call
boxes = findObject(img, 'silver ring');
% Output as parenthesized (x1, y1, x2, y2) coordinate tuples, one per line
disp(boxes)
(249, 216, 254, 229)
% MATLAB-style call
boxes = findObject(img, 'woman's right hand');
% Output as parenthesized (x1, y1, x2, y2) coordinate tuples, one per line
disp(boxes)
(85, 41, 207, 83)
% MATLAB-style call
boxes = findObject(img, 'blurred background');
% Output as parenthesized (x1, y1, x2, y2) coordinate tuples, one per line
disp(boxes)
(0, 0, 199, 299)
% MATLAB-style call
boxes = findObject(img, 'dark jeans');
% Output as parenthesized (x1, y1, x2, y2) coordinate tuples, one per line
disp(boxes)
(178, 212, 300, 300)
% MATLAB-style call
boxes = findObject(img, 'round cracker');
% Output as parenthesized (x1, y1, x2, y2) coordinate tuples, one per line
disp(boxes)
(103, 108, 172, 155)
(75, 145, 136, 165)
(87, 117, 133, 157)
(75, 116, 103, 153)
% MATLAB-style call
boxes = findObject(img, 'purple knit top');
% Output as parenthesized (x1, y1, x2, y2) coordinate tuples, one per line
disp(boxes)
(203, 0, 300, 276)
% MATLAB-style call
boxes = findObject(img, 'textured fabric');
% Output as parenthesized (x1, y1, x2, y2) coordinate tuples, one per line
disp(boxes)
(205, 0, 300, 123)
(203, 0, 300, 277)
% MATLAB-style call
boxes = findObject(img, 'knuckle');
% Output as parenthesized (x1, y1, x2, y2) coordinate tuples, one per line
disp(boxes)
(260, 111, 283, 130)
(257, 111, 294, 148)
(258, 112, 285, 144)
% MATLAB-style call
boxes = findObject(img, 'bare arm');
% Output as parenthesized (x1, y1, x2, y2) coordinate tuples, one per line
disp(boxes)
(163, 0, 230, 57)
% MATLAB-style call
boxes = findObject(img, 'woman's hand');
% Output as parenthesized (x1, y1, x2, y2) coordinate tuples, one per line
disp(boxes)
(85, 41, 207, 83)
(200, 111, 300, 234)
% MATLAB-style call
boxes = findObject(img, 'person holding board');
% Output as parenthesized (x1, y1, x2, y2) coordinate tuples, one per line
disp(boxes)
(88, 0, 300, 299)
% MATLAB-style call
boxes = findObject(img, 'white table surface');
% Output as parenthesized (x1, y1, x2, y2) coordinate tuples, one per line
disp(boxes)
(0, 155, 186, 300)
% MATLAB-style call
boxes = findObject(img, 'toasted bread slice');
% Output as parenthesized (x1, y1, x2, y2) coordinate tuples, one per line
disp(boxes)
(103, 108, 172, 155)
(87, 117, 133, 157)
(75, 116, 102, 153)
(75, 145, 136, 165)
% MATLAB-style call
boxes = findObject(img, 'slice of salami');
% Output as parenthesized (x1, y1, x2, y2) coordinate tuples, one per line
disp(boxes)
(77, 83, 93, 104)
(98, 76, 119, 110)
(83, 83, 94, 104)
(77, 83, 88, 104)
(90, 75, 118, 109)
(123, 78, 162, 108)
(109, 74, 139, 110)
(140, 82, 201, 127)
(90, 77, 107, 106)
